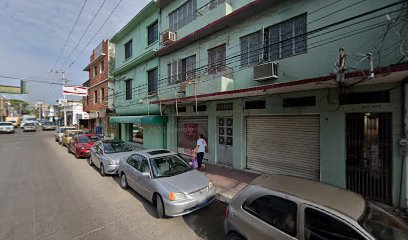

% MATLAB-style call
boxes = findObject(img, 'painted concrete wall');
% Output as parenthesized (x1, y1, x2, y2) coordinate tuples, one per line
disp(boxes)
(157, 0, 406, 100)
(143, 123, 167, 149)
(164, 82, 405, 205)
(114, 57, 160, 115)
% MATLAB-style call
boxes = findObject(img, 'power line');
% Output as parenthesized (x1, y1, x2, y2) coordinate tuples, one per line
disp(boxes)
(60, 0, 107, 69)
(51, 0, 88, 69)
(0, 74, 71, 86)
(67, 0, 124, 69)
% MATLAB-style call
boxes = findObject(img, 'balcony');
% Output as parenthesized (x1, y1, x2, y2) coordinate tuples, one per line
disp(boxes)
(184, 68, 234, 97)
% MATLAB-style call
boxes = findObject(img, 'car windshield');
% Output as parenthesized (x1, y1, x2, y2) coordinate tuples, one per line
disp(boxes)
(9, 120, 16, 123)
(78, 136, 99, 143)
(150, 154, 192, 178)
(103, 142, 132, 153)
(0, 122, 13, 126)
(359, 202, 408, 240)
(69, 131, 83, 137)
(25, 123, 35, 126)
(61, 128, 76, 133)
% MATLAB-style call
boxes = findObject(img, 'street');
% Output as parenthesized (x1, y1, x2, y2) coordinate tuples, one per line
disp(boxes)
(0, 129, 226, 240)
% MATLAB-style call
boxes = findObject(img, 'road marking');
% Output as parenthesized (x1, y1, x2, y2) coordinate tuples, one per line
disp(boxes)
(70, 226, 105, 240)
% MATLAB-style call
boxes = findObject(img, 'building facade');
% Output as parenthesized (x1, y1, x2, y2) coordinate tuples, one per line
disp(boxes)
(83, 39, 116, 137)
(143, 0, 408, 206)
(109, 2, 167, 149)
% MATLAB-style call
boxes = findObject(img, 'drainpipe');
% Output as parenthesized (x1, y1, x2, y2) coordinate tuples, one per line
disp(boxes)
(400, 79, 408, 207)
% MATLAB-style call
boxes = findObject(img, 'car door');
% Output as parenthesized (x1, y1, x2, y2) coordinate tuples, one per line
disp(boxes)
(125, 155, 141, 192)
(238, 193, 299, 240)
(70, 136, 76, 152)
(135, 156, 154, 201)
(92, 142, 102, 166)
(301, 205, 370, 240)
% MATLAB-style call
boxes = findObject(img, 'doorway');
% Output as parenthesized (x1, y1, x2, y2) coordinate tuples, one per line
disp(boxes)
(217, 117, 233, 166)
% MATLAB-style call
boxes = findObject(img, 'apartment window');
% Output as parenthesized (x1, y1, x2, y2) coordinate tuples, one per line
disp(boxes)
(208, 44, 226, 75)
(147, 21, 158, 45)
(125, 80, 132, 100)
(100, 60, 104, 73)
(86, 96, 89, 105)
(169, 0, 197, 31)
(94, 90, 98, 103)
(93, 65, 98, 77)
(125, 39, 133, 60)
(182, 55, 196, 82)
(264, 14, 307, 61)
(241, 32, 261, 67)
(100, 88, 105, 102)
(148, 68, 158, 95)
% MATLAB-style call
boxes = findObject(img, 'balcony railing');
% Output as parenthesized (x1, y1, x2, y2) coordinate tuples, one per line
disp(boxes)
(196, 0, 230, 16)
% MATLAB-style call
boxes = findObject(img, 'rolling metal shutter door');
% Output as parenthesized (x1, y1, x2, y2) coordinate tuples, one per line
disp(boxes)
(246, 115, 320, 180)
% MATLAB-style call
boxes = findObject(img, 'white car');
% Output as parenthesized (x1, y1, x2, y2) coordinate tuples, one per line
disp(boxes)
(0, 122, 15, 133)
(22, 122, 36, 132)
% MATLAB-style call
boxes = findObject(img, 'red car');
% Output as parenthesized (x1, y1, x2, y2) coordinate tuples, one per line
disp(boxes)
(68, 134, 100, 159)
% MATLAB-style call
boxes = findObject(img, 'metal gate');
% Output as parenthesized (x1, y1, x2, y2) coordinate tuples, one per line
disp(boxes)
(346, 113, 392, 203)
(217, 117, 233, 166)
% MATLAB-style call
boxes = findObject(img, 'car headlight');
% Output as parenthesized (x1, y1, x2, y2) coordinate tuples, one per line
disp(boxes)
(208, 181, 214, 189)
(168, 192, 187, 201)
(109, 159, 116, 165)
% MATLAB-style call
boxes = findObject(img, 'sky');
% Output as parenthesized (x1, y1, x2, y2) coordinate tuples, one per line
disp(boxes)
(0, 0, 150, 106)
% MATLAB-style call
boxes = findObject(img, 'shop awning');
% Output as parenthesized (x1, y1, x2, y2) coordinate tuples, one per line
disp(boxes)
(109, 116, 168, 124)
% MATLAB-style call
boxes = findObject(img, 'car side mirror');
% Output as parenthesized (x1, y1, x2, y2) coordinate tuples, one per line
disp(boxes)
(141, 172, 151, 178)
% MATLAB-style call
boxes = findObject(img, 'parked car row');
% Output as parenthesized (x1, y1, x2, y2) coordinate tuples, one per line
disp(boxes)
(52, 129, 408, 239)
(55, 133, 217, 219)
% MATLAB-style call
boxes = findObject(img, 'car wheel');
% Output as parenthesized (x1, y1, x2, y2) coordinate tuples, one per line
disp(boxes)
(75, 150, 80, 159)
(55, 138, 58, 142)
(100, 164, 106, 177)
(227, 232, 246, 240)
(59, 140, 62, 145)
(156, 194, 165, 219)
(120, 173, 128, 189)
(88, 156, 93, 166)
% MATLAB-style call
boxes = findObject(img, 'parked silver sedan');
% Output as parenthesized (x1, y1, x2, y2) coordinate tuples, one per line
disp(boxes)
(88, 139, 138, 176)
(225, 174, 408, 240)
(118, 149, 216, 218)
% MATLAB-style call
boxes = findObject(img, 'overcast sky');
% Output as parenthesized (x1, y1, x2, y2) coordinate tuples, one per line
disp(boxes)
(0, 0, 150, 106)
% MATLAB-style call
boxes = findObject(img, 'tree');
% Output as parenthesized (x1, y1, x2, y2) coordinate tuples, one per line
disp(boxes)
(8, 99, 29, 114)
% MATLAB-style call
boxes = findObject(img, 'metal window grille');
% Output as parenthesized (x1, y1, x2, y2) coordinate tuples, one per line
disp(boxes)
(283, 96, 316, 108)
(245, 100, 266, 109)
(240, 32, 261, 67)
(216, 103, 233, 111)
(125, 80, 132, 100)
(169, 0, 197, 31)
(148, 68, 158, 95)
(208, 44, 226, 75)
(264, 14, 307, 61)
(148, 22, 158, 45)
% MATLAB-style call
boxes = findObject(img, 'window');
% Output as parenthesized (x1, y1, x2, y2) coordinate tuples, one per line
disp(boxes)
(208, 44, 226, 75)
(264, 14, 307, 61)
(243, 195, 298, 237)
(93, 65, 98, 77)
(100, 60, 104, 73)
(167, 56, 196, 84)
(193, 105, 207, 112)
(86, 95, 89, 105)
(125, 80, 132, 100)
(94, 90, 98, 103)
(125, 39, 133, 60)
(283, 96, 316, 108)
(216, 103, 233, 111)
(148, 68, 158, 95)
(148, 21, 158, 45)
(169, 0, 197, 31)
(304, 208, 365, 240)
(127, 155, 139, 169)
(245, 100, 266, 109)
(137, 158, 150, 174)
(100, 88, 105, 102)
(339, 91, 390, 105)
(240, 32, 261, 67)
(177, 106, 186, 112)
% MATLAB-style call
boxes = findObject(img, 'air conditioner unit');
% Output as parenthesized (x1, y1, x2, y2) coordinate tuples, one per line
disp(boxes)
(253, 62, 278, 81)
(161, 31, 176, 45)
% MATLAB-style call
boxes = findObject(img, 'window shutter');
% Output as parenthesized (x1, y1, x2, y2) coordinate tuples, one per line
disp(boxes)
(177, 59, 183, 82)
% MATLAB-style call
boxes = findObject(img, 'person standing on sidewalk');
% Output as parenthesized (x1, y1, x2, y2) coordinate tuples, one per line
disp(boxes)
(194, 134, 207, 170)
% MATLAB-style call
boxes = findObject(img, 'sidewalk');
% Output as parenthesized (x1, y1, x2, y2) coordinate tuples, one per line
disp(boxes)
(201, 163, 260, 203)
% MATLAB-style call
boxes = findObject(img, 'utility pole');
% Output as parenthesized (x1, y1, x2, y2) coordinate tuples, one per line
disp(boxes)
(51, 70, 67, 126)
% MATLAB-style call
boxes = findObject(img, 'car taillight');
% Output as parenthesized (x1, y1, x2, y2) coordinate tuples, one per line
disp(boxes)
(225, 206, 230, 223)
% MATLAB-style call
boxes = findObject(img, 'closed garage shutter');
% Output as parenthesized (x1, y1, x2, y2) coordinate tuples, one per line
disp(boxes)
(177, 117, 208, 157)
(246, 115, 320, 180)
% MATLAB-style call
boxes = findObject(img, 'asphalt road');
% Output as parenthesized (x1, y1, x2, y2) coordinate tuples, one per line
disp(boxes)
(0, 128, 227, 240)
